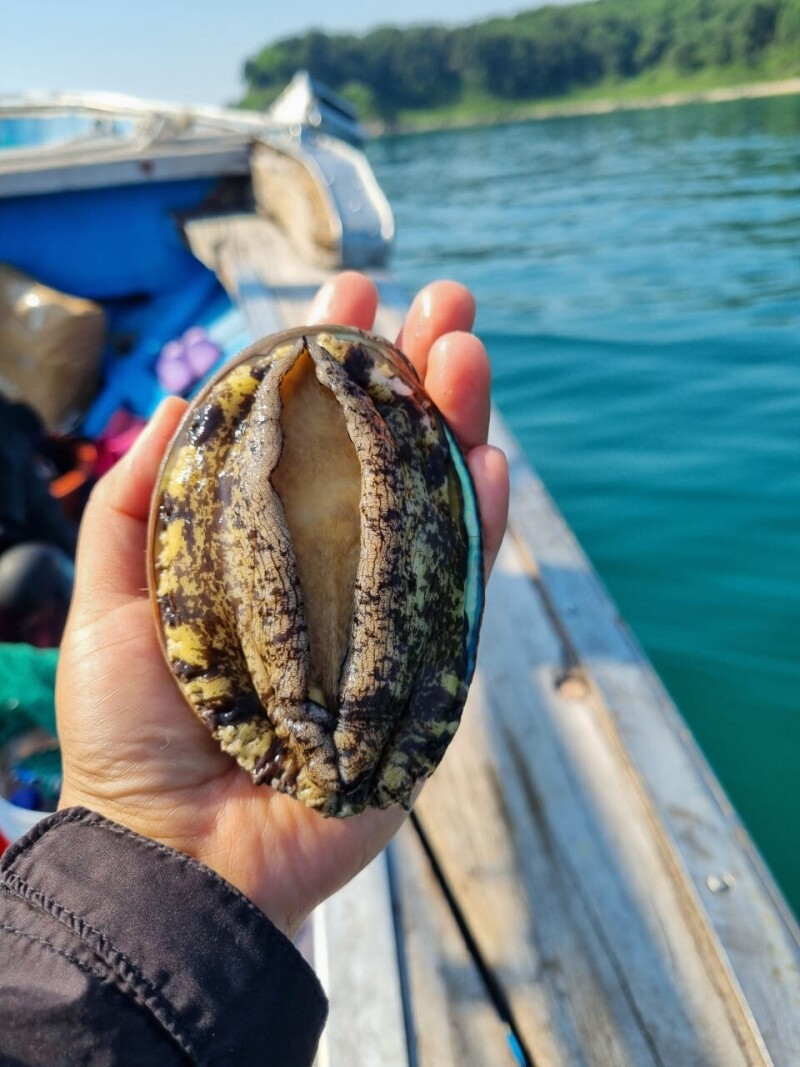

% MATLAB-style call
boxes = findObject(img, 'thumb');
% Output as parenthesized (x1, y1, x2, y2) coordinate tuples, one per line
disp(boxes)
(70, 397, 188, 624)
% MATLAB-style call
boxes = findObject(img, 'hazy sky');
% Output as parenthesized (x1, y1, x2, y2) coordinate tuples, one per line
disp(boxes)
(0, 0, 576, 107)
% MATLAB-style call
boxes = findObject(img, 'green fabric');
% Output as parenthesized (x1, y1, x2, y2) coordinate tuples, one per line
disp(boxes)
(0, 643, 58, 745)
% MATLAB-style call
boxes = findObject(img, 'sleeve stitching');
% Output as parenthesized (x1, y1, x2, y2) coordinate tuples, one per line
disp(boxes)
(3, 807, 325, 1007)
(0, 871, 200, 1063)
(8, 809, 279, 942)
(0, 921, 112, 985)
(2, 869, 140, 966)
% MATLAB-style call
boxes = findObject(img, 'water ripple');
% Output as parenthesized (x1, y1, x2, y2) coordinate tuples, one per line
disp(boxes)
(369, 94, 800, 913)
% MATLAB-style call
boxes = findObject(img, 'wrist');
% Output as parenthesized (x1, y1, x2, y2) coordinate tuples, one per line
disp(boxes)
(57, 783, 304, 937)
(4, 806, 328, 1062)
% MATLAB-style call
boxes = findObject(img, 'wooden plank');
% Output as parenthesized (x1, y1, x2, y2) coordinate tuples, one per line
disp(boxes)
(313, 854, 410, 1067)
(414, 534, 770, 1066)
(389, 825, 519, 1067)
(184, 212, 406, 340)
(489, 414, 800, 1063)
(185, 213, 327, 332)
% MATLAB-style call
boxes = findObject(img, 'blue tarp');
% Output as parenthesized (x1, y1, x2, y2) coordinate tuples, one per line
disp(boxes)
(0, 179, 217, 299)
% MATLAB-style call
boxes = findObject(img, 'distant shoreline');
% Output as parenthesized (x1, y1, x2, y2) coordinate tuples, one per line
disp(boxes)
(369, 77, 800, 137)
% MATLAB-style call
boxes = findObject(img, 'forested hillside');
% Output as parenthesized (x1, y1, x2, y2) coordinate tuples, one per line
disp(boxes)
(240, 0, 800, 122)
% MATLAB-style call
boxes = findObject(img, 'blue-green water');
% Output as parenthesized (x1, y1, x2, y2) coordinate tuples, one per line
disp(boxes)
(368, 94, 800, 915)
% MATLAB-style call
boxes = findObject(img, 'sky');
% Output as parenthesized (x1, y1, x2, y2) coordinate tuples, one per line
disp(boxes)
(0, 0, 577, 107)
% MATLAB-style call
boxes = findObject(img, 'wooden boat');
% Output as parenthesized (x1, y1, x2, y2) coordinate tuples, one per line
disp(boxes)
(1, 79, 798, 1066)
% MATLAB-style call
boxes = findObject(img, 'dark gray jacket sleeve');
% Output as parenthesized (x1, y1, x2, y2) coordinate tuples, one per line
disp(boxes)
(0, 808, 328, 1066)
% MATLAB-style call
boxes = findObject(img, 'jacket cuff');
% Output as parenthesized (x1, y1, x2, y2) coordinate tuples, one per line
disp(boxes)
(0, 807, 327, 1064)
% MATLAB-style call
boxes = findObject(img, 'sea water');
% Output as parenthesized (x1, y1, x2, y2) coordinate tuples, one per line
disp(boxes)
(368, 94, 800, 915)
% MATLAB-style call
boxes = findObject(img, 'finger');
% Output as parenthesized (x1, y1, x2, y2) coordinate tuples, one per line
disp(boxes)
(73, 397, 188, 616)
(396, 281, 475, 380)
(467, 445, 509, 578)
(307, 271, 378, 329)
(425, 332, 491, 452)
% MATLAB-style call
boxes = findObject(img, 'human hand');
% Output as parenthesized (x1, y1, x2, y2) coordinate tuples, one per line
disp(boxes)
(56, 273, 509, 938)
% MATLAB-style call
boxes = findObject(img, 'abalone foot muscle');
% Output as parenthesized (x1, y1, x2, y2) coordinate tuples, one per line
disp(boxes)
(149, 327, 484, 817)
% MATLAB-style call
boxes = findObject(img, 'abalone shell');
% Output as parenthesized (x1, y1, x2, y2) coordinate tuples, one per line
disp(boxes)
(149, 326, 483, 816)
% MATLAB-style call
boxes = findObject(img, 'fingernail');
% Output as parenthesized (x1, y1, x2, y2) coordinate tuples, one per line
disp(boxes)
(140, 398, 178, 442)
(308, 282, 336, 323)
(416, 287, 435, 321)
(122, 397, 184, 467)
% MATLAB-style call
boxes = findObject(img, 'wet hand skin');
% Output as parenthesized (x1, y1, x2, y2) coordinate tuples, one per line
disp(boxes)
(57, 274, 509, 937)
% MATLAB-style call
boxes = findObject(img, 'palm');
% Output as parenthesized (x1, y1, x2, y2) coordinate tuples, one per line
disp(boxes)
(60, 597, 406, 934)
(57, 274, 508, 937)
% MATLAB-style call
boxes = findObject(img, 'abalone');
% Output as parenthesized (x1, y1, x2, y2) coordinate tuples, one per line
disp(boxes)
(149, 326, 483, 817)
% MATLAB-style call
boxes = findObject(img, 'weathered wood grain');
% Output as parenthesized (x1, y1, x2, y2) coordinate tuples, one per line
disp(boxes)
(184, 211, 406, 340)
(490, 414, 800, 1063)
(414, 535, 771, 1066)
(389, 824, 519, 1067)
(314, 854, 410, 1067)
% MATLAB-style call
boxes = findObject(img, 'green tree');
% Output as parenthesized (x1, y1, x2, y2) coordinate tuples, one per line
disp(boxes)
(238, 0, 799, 117)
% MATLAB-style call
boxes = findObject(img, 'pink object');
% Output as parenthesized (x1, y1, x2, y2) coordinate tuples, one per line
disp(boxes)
(182, 327, 206, 347)
(160, 339, 185, 363)
(156, 327, 221, 394)
(157, 357, 194, 395)
(94, 410, 147, 476)
(186, 338, 220, 379)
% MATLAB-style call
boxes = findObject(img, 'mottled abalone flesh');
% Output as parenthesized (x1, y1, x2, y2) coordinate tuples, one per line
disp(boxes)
(149, 326, 484, 817)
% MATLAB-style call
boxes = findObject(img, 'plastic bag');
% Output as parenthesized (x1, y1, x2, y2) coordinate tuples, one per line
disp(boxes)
(0, 264, 106, 430)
